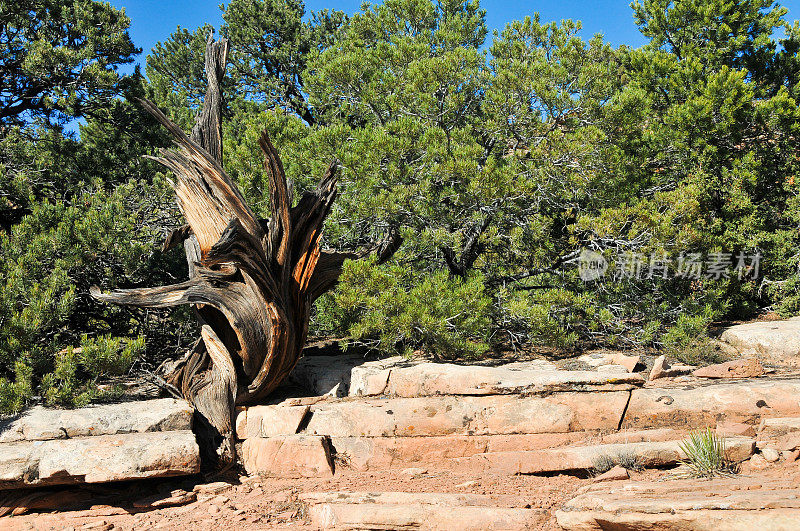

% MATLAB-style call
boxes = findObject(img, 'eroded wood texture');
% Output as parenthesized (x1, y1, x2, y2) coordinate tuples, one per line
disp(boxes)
(91, 35, 400, 470)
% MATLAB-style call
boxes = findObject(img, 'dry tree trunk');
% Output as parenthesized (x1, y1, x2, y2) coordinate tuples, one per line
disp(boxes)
(91, 35, 400, 470)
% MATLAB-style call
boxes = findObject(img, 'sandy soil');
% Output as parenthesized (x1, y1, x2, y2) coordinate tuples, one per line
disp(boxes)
(0, 467, 598, 530)
(1, 445, 799, 530)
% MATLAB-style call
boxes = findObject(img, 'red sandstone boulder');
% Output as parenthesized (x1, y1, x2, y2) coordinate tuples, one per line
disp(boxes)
(693, 358, 764, 379)
(240, 435, 334, 478)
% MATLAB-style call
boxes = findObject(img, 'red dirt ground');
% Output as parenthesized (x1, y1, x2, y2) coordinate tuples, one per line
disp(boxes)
(3, 460, 799, 530)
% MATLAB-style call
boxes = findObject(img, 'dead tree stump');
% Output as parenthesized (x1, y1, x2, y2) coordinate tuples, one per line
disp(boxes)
(91, 35, 399, 469)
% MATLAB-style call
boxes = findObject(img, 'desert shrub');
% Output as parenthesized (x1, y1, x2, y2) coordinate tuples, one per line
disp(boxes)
(0, 182, 188, 413)
(40, 334, 143, 408)
(0, 361, 33, 414)
(615, 452, 644, 472)
(76, 334, 143, 378)
(660, 312, 726, 366)
(678, 428, 735, 478)
(591, 454, 616, 474)
(319, 259, 492, 359)
(591, 451, 643, 474)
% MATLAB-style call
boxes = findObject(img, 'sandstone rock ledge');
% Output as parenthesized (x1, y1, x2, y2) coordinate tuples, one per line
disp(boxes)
(301, 491, 541, 530)
(555, 478, 800, 530)
(719, 317, 800, 365)
(0, 398, 200, 490)
(241, 354, 800, 477)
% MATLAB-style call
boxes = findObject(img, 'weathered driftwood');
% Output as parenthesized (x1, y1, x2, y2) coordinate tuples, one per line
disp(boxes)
(91, 35, 399, 469)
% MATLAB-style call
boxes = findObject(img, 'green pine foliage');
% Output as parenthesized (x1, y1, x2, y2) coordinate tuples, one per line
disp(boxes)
(0, 1, 190, 413)
(135, 0, 800, 361)
(40, 335, 144, 408)
(5, 0, 800, 411)
(0, 181, 189, 412)
(318, 259, 491, 359)
(0, 0, 139, 127)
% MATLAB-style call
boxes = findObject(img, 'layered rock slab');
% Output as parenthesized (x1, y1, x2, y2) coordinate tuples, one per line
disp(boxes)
(240, 435, 334, 478)
(301, 491, 541, 530)
(622, 379, 800, 429)
(449, 436, 754, 475)
(758, 417, 800, 451)
(289, 353, 366, 397)
(692, 358, 764, 379)
(301, 490, 526, 507)
(305, 392, 631, 437)
(290, 354, 644, 397)
(759, 417, 800, 438)
(0, 398, 193, 443)
(234, 405, 309, 439)
(556, 478, 800, 530)
(330, 429, 685, 471)
(372, 364, 644, 397)
(0, 431, 200, 489)
(0, 399, 199, 490)
(719, 317, 800, 365)
(330, 433, 585, 471)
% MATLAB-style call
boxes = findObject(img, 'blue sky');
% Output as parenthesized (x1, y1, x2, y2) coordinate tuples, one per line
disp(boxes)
(111, 0, 800, 68)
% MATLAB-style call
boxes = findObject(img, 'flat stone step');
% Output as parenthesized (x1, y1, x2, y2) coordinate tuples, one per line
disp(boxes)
(623, 379, 800, 429)
(300, 490, 525, 507)
(448, 437, 755, 475)
(309, 503, 542, 530)
(329, 429, 684, 471)
(234, 404, 309, 439)
(0, 430, 200, 489)
(241, 435, 334, 478)
(759, 416, 800, 437)
(290, 354, 644, 398)
(290, 353, 366, 397)
(0, 398, 193, 443)
(301, 491, 542, 530)
(304, 392, 630, 438)
(556, 478, 800, 530)
(353, 363, 645, 397)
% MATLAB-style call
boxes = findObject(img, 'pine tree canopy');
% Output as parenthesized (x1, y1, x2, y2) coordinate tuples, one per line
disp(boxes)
(2, 0, 800, 411)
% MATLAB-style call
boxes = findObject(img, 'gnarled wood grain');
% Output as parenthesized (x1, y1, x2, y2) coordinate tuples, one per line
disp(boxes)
(91, 35, 400, 471)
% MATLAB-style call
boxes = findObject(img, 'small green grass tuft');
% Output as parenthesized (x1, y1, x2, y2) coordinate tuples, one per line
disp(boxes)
(678, 428, 736, 478)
